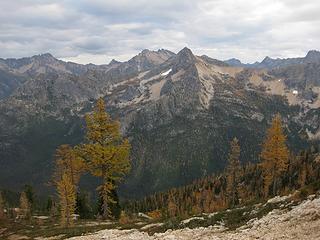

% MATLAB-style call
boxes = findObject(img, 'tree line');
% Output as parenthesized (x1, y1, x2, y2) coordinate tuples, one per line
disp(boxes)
(1, 104, 319, 227)
(123, 114, 320, 219)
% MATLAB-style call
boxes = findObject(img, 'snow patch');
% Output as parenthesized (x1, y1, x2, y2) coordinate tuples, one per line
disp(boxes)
(181, 216, 204, 225)
(203, 212, 219, 218)
(140, 223, 164, 230)
(161, 69, 172, 76)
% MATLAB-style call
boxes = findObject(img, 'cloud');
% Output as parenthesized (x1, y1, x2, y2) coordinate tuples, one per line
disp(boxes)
(0, 0, 319, 64)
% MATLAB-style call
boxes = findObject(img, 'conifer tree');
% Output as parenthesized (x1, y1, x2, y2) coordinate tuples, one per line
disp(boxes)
(50, 200, 59, 221)
(260, 114, 289, 197)
(54, 144, 86, 188)
(298, 152, 308, 188)
(20, 191, 31, 220)
(46, 196, 53, 214)
(23, 185, 35, 214)
(78, 98, 130, 219)
(167, 192, 177, 217)
(53, 145, 84, 226)
(226, 137, 241, 207)
(76, 191, 93, 219)
(203, 189, 212, 212)
(57, 173, 76, 227)
(0, 191, 5, 220)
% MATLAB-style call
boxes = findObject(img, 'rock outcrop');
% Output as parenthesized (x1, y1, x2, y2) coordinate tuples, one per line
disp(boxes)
(67, 195, 320, 240)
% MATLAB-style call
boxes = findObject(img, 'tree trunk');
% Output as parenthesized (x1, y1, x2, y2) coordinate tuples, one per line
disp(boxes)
(272, 166, 277, 196)
(65, 185, 70, 227)
(232, 171, 236, 207)
(101, 166, 109, 220)
(103, 194, 109, 219)
(272, 177, 277, 196)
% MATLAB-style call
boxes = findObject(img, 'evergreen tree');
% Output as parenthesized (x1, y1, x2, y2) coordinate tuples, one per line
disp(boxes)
(78, 98, 130, 219)
(260, 114, 289, 197)
(0, 191, 5, 220)
(298, 152, 308, 188)
(50, 200, 59, 221)
(46, 196, 53, 214)
(23, 185, 35, 213)
(226, 137, 241, 207)
(76, 191, 93, 219)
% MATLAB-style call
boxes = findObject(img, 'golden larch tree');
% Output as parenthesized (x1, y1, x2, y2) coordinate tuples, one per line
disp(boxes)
(226, 137, 241, 207)
(78, 98, 131, 219)
(53, 144, 84, 226)
(203, 189, 212, 213)
(167, 192, 177, 217)
(57, 173, 76, 227)
(20, 191, 31, 220)
(260, 114, 289, 197)
(54, 144, 86, 187)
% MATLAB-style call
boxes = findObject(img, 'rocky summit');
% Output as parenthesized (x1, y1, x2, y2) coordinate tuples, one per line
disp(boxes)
(0, 48, 319, 197)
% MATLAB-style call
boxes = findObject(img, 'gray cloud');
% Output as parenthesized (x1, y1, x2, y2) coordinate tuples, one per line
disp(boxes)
(0, 0, 319, 64)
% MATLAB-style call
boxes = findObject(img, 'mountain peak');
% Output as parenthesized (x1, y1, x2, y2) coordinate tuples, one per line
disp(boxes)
(224, 58, 242, 66)
(178, 47, 193, 56)
(40, 53, 54, 57)
(176, 47, 196, 64)
(31, 53, 57, 64)
(262, 56, 273, 63)
(305, 50, 320, 61)
(138, 48, 175, 57)
(33, 53, 55, 59)
(126, 48, 174, 70)
(200, 55, 228, 66)
(140, 49, 151, 55)
(109, 59, 121, 65)
(157, 48, 176, 56)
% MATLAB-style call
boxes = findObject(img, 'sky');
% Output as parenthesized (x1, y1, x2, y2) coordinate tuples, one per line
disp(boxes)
(0, 0, 319, 64)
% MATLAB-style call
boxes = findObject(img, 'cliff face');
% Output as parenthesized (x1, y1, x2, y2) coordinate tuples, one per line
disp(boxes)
(0, 48, 319, 196)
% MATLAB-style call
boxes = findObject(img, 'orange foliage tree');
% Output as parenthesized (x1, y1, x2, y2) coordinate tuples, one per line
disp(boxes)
(260, 114, 289, 197)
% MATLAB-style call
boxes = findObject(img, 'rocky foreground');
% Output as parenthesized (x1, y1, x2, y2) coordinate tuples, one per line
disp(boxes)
(67, 195, 320, 240)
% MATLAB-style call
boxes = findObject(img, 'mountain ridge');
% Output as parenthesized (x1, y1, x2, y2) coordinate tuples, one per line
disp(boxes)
(0, 47, 319, 197)
(225, 50, 320, 68)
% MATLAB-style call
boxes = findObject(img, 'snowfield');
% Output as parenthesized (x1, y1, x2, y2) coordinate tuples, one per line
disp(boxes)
(67, 195, 320, 240)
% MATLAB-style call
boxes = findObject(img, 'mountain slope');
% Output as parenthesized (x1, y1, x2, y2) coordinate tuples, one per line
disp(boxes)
(0, 48, 319, 197)
(66, 194, 320, 240)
